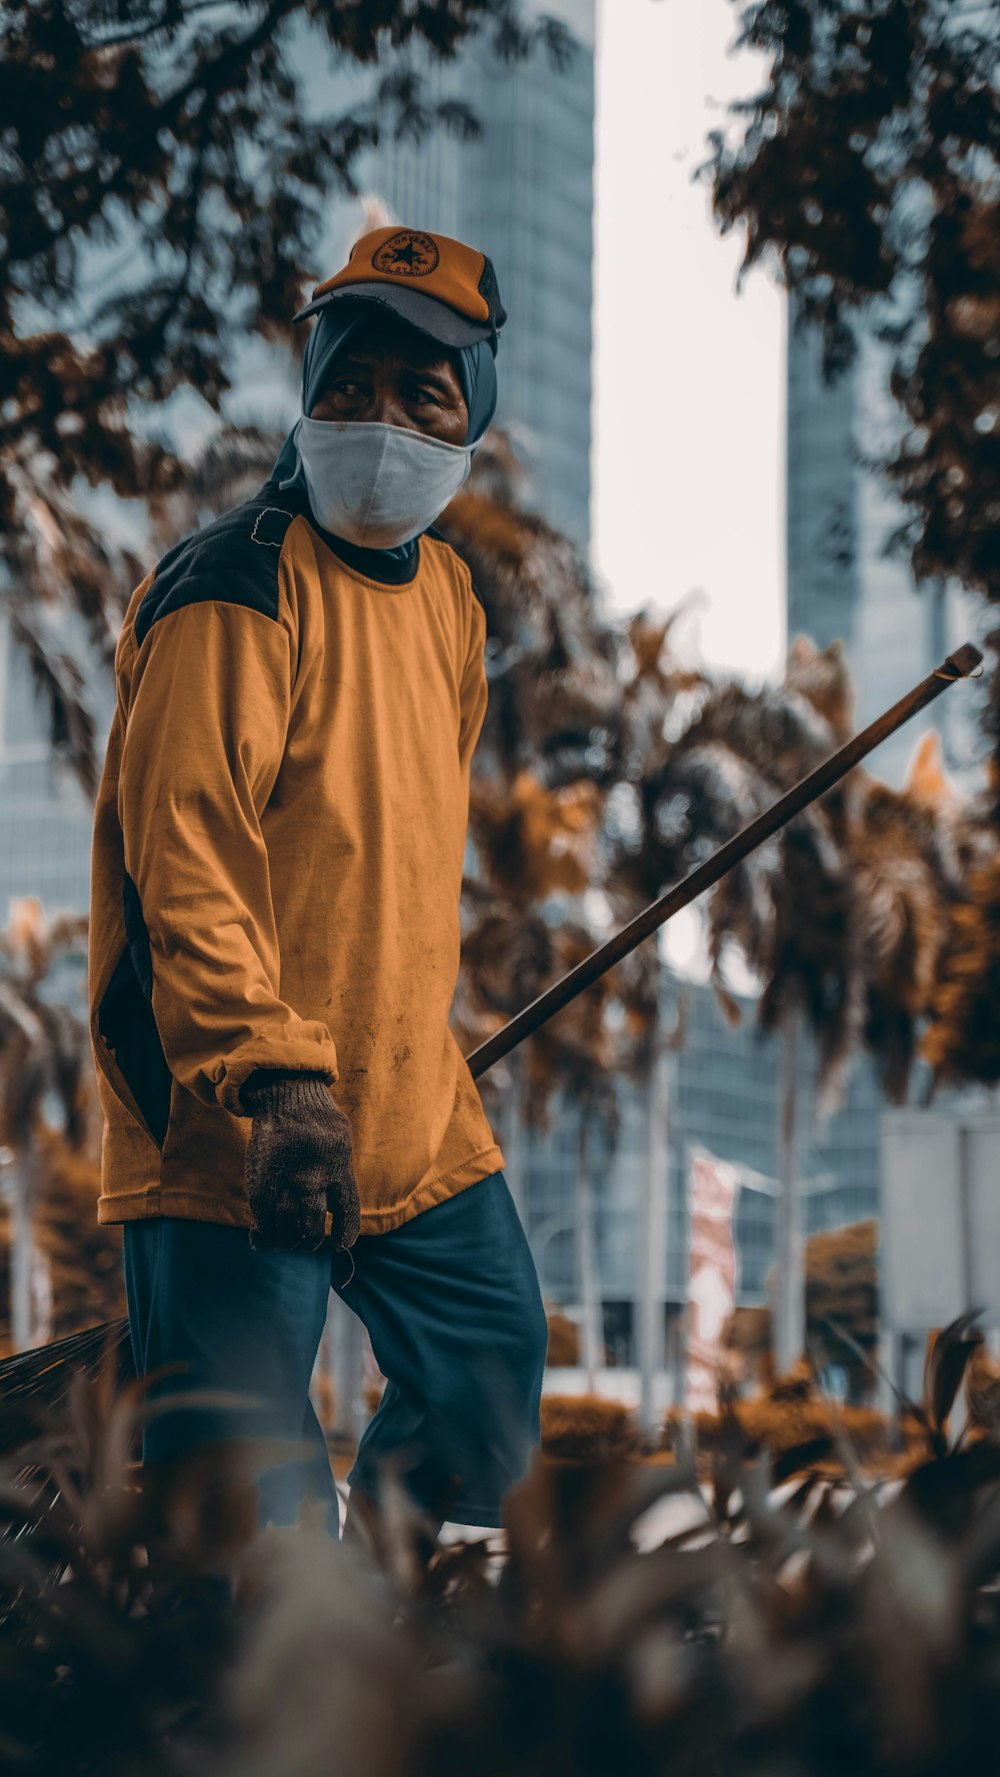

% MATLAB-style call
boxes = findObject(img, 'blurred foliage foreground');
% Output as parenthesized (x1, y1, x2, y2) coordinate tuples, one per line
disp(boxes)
(2, 1316, 1000, 1775)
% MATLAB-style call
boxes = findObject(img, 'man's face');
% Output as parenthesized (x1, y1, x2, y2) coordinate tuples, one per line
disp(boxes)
(309, 313, 469, 445)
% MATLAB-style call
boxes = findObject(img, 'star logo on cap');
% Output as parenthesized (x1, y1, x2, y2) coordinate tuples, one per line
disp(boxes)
(372, 230, 440, 278)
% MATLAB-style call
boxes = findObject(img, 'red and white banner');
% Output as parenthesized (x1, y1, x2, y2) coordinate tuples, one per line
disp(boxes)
(685, 1147, 741, 1414)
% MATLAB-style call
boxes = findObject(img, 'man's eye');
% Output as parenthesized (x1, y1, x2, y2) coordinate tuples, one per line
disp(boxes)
(333, 380, 363, 396)
(407, 386, 439, 404)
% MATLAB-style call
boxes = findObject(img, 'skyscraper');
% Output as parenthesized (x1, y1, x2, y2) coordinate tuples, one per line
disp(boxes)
(321, 0, 596, 551)
(0, 610, 109, 924)
(522, 961, 883, 1368)
(786, 305, 987, 789)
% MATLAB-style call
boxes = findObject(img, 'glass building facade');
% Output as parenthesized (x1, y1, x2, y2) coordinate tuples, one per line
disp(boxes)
(786, 302, 987, 791)
(517, 963, 883, 1361)
(318, 0, 596, 551)
(0, 610, 110, 926)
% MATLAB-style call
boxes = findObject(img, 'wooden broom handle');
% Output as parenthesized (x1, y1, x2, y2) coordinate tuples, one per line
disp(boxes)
(463, 643, 983, 1081)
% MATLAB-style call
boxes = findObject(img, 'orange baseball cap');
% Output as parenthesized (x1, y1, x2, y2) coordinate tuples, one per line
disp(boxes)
(293, 225, 507, 354)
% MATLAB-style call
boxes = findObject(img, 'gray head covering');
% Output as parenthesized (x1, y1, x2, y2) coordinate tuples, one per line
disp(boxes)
(270, 297, 499, 498)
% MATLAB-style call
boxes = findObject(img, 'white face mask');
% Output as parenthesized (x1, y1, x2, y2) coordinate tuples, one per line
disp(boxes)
(295, 417, 480, 549)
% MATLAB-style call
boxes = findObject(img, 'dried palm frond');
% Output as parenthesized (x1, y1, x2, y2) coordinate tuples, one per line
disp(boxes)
(785, 633, 856, 743)
(0, 1314, 132, 1449)
(462, 423, 533, 511)
(634, 734, 779, 897)
(28, 1127, 125, 1341)
(456, 890, 555, 1017)
(470, 768, 602, 901)
(924, 848, 1000, 1087)
(615, 664, 861, 1101)
(759, 814, 866, 1114)
(905, 729, 962, 816)
(966, 1341, 1000, 1441)
(0, 1347, 251, 1773)
(677, 677, 838, 789)
(627, 602, 696, 687)
(0, 898, 88, 986)
(437, 459, 625, 786)
(451, 889, 554, 1079)
(604, 940, 662, 1080)
(518, 921, 620, 1135)
(850, 775, 964, 1101)
(616, 643, 979, 1112)
(616, 605, 707, 784)
(0, 899, 96, 1359)
(618, 670, 838, 905)
(0, 898, 91, 1157)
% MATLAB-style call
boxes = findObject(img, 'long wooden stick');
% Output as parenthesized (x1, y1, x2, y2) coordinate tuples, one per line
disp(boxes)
(464, 643, 982, 1080)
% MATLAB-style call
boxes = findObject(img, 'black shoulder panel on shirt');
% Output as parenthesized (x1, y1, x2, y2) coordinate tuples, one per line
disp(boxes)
(134, 485, 304, 649)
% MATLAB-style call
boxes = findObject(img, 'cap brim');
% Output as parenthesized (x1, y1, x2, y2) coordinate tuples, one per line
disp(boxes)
(292, 281, 495, 348)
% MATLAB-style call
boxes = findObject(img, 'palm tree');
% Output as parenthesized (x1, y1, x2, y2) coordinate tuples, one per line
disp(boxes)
(0, 897, 91, 1353)
(924, 852, 1000, 1091)
(453, 806, 646, 1391)
(606, 636, 846, 1376)
(436, 432, 625, 794)
(440, 435, 665, 1389)
(597, 606, 702, 1426)
(0, 449, 144, 797)
(607, 631, 978, 1377)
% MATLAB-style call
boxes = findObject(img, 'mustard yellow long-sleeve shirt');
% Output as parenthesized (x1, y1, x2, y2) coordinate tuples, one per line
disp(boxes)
(88, 484, 504, 1233)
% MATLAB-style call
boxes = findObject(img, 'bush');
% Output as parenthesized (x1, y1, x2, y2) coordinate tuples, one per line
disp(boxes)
(681, 1396, 911, 1465)
(668, 1343, 962, 1473)
(544, 1306, 580, 1367)
(230, 1443, 1000, 1775)
(723, 1221, 880, 1399)
(0, 1314, 995, 1776)
(541, 1393, 641, 1462)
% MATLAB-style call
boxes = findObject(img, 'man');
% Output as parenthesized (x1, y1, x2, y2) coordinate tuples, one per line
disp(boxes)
(88, 225, 548, 1538)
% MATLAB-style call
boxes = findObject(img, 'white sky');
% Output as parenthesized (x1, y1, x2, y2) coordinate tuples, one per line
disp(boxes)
(591, 0, 786, 681)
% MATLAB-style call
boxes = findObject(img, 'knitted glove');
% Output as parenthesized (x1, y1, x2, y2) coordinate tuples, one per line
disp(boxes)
(240, 1071, 361, 1254)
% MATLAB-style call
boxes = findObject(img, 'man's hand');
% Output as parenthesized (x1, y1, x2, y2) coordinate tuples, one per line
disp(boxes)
(240, 1071, 361, 1254)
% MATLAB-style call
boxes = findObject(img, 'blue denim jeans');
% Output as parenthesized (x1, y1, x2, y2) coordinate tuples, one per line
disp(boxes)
(123, 1170, 547, 1534)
